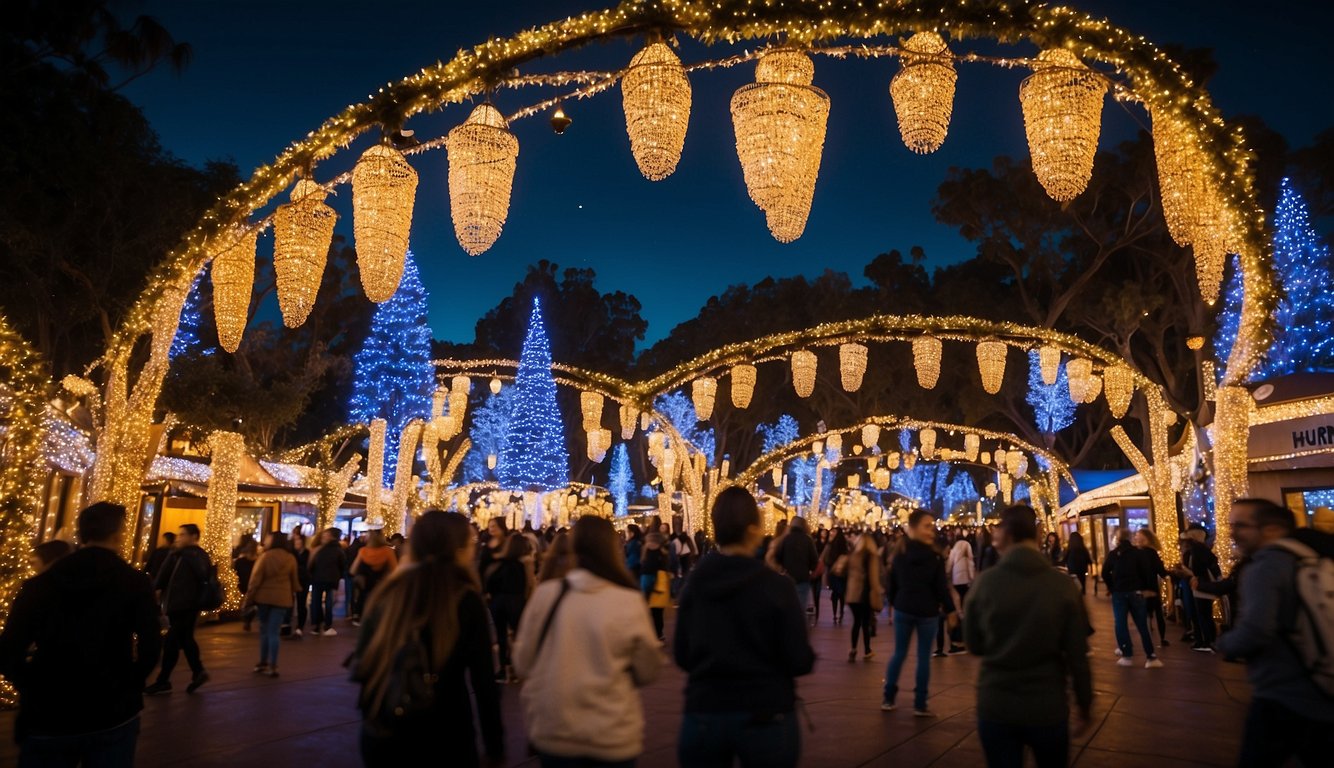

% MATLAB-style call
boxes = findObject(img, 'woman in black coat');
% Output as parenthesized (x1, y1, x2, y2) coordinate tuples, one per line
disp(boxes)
(1064, 531, 1093, 595)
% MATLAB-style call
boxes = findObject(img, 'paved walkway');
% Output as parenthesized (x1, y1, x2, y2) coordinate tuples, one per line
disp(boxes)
(0, 591, 1250, 767)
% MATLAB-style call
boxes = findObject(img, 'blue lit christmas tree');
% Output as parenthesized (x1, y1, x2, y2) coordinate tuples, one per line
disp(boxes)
(1213, 254, 1244, 377)
(496, 298, 570, 492)
(1025, 351, 1076, 434)
(461, 388, 513, 484)
(1261, 178, 1334, 377)
(170, 271, 211, 359)
(348, 252, 434, 486)
(609, 443, 633, 516)
(758, 414, 800, 454)
(654, 391, 716, 463)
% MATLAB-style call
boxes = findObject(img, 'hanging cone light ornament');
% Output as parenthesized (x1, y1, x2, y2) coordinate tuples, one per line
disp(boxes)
(912, 336, 942, 389)
(964, 433, 980, 462)
(976, 340, 1007, 394)
(1083, 372, 1103, 404)
(622, 41, 692, 181)
(211, 226, 258, 354)
(1189, 195, 1233, 305)
(352, 144, 416, 302)
(861, 424, 881, 450)
(731, 49, 830, 243)
(1018, 49, 1107, 202)
(1066, 358, 1092, 403)
(1038, 345, 1061, 386)
(619, 403, 639, 440)
(790, 349, 818, 398)
(580, 391, 604, 430)
(446, 104, 519, 256)
(839, 343, 868, 391)
(889, 32, 956, 154)
(1103, 364, 1135, 418)
(691, 377, 717, 421)
(730, 364, 757, 409)
(273, 179, 336, 328)
(920, 427, 937, 459)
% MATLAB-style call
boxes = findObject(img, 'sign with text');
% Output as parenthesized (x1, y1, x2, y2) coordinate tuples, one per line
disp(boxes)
(1249, 414, 1334, 460)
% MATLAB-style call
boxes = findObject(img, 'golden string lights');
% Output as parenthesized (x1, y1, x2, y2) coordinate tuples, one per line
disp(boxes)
(272, 179, 336, 327)
(1038, 345, 1061, 386)
(622, 41, 692, 180)
(912, 335, 942, 389)
(446, 103, 520, 256)
(691, 376, 717, 420)
(202, 430, 244, 610)
(889, 31, 956, 154)
(365, 418, 387, 526)
(352, 144, 417, 302)
(581, 391, 605, 430)
(210, 227, 257, 354)
(1103, 364, 1135, 419)
(1066, 357, 1092, 403)
(1018, 49, 1107, 202)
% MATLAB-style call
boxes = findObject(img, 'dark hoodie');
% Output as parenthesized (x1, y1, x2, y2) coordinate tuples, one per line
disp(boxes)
(888, 539, 955, 619)
(673, 551, 815, 714)
(0, 546, 162, 739)
(1102, 540, 1152, 593)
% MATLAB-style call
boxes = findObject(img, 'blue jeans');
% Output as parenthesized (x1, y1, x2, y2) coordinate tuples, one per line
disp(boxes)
(19, 716, 139, 768)
(977, 719, 1069, 768)
(678, 711, 800, 768)
(310, 581, 337, 630)
(883, 610, 938, 710)
(1111, 592, 1156, 658)
(257, 604, 285, 667)
(538, 754, 636, 768)
(794, 581, 812, 613)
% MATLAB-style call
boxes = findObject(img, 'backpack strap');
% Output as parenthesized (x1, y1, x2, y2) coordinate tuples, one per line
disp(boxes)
(533, 578, 572, 658)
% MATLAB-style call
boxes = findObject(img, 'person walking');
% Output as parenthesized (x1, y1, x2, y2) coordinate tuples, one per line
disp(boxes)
(1102, 529, 1162, 668)
(233, 537, 258, 631)
(243, 530, 301, 677)
(964, 505, 1094, 768)
(623, 524, 644, 578)
(0, 503, 163, 768)
(351, 510, 504, 768)
(640, 530, 669, 641)
(514, 516, 662, 767)
(675, 487, 815, 768)
(1180, 522, 1222, 652)
(145, 523, 212, 695)
(773, 516, 820, 625)
(1043, 532, 1064, 567)
(939, 536, 974, 656)
(845, 531, 884, 661)
(1064, 532, 1092, 595)
(484, 533, 532, 683)
(308, 528, 346, 636)
(1215, 498, 1334, 766)
(1134, 528, 1170, 648)
(287, 529, 311, 637)
(882, 511, 957, 716)
(822, 530, 851, 626)
(143, 531, 175, 582)
(350, 530, 398, 626)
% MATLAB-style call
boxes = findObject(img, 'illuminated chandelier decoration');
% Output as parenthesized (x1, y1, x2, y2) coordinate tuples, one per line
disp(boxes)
(1082, 371, 1103, 403)
(272, 179, 336, 328)
(731, 49, 830, 243)
(861, 424, 881, 450)
(619, 403, 638, 440)
(580, 391, 604, 430)
(1066, 357, 1092, 403)
(622, 41, 692, 181)
(446, 103, 519, 256)
(889, 31, 956, 154)
(730, 364, 756, 408)
(691, 376, 717, 420)
(912, 335, 942, 389)
(1018, 48, 1107, 202)
(839, 343, 868, 391)
(352, 144, 417, 302)
(919, 427, 937, 459)
(790, 349, 818, 397)
(210, 227, 258, 354)
(1037, 345, 1061, 386)
(586, 428, 611, 463)
(1102, 364, 1135, 418)
(964, 433, 980, 462)
(975, 340, 1007, 394)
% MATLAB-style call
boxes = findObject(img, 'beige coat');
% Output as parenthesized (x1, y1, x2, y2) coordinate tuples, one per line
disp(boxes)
(245, 549, 300, 608)
(845, 538, 884, 610)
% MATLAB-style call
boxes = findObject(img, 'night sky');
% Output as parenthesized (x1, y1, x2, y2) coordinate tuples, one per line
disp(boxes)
(120, 0, 1334, 347)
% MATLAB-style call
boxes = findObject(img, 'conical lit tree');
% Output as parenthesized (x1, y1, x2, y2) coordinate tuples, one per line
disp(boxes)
(1025, 350, 1076, 434)
(1261, 178, 1334, 377)
(348, 252, 433, 485)
(170, 271, 212, 359)
(497, 298, 570, 492)
(609, 443, 633, 516)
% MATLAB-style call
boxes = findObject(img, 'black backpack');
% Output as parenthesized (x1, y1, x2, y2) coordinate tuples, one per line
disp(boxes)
(197, 563, 224, 611)
(353, 631, 438, 736)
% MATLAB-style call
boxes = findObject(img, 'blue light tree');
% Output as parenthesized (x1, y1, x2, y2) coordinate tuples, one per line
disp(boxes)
(1260, 179, 1334, 377)
(654, 391, 716, 464)
(1213, 255, 1244, 377)
(496, 298, 570, 492)
(1026, 351, 1076, 434)
(348, 253, 434, 486)
(461, 388, 514, 484)
(758, 414, 800, 454)
(170, 271, 211, 359)
(609, 443, 633, 516)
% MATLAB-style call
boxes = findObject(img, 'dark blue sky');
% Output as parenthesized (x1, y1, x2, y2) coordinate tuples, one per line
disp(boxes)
(121, 0, 1333, 347)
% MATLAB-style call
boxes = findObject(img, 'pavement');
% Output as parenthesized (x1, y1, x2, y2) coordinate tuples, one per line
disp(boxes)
(0, 590, 1250, 767)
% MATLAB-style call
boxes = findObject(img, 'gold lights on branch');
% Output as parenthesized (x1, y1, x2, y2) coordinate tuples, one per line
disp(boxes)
(691, 376, 717, 420)
(365, 419, 387, 525)
(273, 179, 336, 328)
(621, 41, 692, 181)
(975, 340, 1007, 394)
(1018, 49, 1107, 202)
(889, 32, 956, 154)
(210, 227, 258, 354)
(352, 144, 417, 302)
(1103, 364, 1135, 419)
(1038, 345, 1061, 386)
(446, 103, 520, 256)
(839, 342, 868, 392)
(790, 349, 818, 398)
(731, 49, 830, 243)
(730, 364, 756, 409)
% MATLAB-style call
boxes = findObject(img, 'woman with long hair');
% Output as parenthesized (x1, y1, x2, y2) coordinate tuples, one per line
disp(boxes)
(1135, 527, 1170, 648)
(845, 531, 884, 662)
(349, 530, 398, 626)
(244, 531, 300, 677)
(822, 529, 851, 625)
(514, 516, 661, 767)
(537, 530, 574, 582)
(352, 510, 503, 767)
(1043, 532, 1064, 566)
(485, 532, 532, 683)
(1064, 531, 1093, 595)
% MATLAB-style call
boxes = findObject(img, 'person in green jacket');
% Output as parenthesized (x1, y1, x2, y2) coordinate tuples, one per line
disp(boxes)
(965, 505, 1094, 768)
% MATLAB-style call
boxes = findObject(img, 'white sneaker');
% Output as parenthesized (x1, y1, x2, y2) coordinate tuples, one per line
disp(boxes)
(322, 628, 338, 636)
(293, 629, 303, 637)
(1116, 657, 1135, 667)
(1145, 658, 1164, 669)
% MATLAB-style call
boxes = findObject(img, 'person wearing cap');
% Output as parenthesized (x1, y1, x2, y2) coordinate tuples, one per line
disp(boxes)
(1178, 522, 1221, 653)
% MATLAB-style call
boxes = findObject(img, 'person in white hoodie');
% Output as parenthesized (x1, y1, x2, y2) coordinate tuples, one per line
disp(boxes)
(513, 516, 662, 767)
(936, 537, 976, 657)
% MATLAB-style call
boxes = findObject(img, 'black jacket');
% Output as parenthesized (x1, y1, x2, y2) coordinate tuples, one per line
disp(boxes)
(143, 545, 172, 582)
(775, 529, 820, 583)
(1064, 545, 1092, 576)
(1102, 542, 1152, 592)
(309, 543, 346, 583)
(1182, 540, 1222, 584)
(0, 547, 162, 739)
(888, 539, 956, 618)
(156, 545, 212, 613)
(484, 558, 529, 600)
(674, 551, 815, 714)
(294, 547, 311, 588)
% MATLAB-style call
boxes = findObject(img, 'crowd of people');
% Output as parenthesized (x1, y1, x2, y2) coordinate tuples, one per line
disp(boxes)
(1, 493, 1331, 767)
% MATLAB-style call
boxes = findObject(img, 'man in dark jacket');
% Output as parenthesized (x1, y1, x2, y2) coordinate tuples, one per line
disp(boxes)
(309, 528, 346, 635)
(1102, 529, 1161, 668)
(675, 487, 815, 768)
(966, 505, 1093, 768)
(145, 523, 211, 694)
(0, 502, 162, 766)
(883, 510, 957, 715)
(774, 516, 820, 619)
(1178, 522, 1222, 652)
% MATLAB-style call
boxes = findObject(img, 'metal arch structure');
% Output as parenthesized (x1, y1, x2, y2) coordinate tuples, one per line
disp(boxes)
(66, 0, 1270, 557)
